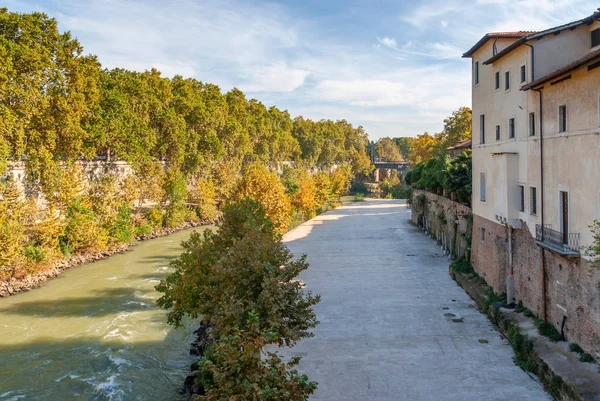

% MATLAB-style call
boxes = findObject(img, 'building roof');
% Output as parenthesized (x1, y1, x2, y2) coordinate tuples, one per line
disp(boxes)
(521, 48, 600, 90)
(447, 139, 472, 151)
(482, 11, 600, 65)
(462, 32, 534, 58)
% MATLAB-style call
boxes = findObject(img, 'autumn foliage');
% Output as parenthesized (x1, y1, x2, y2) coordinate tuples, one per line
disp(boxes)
(0, 8, 370, 280)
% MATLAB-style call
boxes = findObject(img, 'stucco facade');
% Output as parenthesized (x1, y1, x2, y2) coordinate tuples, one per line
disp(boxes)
(465, 12, 600, 357)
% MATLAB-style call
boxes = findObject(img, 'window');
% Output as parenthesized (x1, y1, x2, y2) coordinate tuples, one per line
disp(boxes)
(520, 65, 527, 83)
(509, 118, 515, 138)
(530, 187, 537, 215)
(495, 71, 500, 90)
(480, 227, 486, 241)
(529, 112, 536, 136)
(592, 28, 600, 48)
(505, 70, 510, 90)
(474, 61, 479, 84)
(495, 125, 501, 141)
(480, 172, 487, 202)
(519, 185, 525, 212)
(559, 104, 567, 132)
(480, 114, 485, 144)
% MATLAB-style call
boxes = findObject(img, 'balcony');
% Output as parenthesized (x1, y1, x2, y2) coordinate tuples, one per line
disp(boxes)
(535, 224, 580, 257)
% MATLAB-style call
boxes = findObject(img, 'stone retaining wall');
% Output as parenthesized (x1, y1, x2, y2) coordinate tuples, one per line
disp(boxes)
(411, 189, 472, 259)
(414, 190, 600, 358)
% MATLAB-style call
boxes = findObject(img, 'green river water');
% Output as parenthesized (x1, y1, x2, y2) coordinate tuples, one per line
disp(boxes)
(0, 226, 214, 401)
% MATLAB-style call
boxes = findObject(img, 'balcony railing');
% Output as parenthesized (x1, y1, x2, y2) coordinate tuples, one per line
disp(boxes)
(535, 224, 580, 256)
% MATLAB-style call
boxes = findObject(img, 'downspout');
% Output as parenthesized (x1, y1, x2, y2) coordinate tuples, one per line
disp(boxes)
(533, 86, 547, 323)
(506, 43, 534, 308)
(507, 225, 515, 306)
(525, 42, 548, 322)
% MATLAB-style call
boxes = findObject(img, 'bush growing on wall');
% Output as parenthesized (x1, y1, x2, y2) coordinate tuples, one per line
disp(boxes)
(408, 150, 472, 205)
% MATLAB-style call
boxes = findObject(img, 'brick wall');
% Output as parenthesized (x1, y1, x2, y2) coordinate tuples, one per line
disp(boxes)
(411, 190, 472, 259)
(471, 214, 508, 293)
(473, 215, 600, 358)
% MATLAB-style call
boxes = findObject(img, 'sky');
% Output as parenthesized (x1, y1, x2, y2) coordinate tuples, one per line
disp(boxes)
(5, 0, 595, 140)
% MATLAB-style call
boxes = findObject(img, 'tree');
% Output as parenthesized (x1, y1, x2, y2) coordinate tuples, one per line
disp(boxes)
(436, 107, 472, 154)
(410, 132, 438, 165)
(375, 137, 402, 161)
(446, 150, 472, 205)
(189, 178, 218, 221)
(235, 163, 292, 234)
(313, 171, 332, 207)
(163, 168, 188, 228)
(329, 164, 351, 201)
(0, 179, 28, 277)
(156, 199, 319, 400)
(393, 137, 415, 162)
(292, 170, 317, 218)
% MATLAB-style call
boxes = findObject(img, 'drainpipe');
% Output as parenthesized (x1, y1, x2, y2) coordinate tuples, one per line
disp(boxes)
(507, 225, 515, 307)
(533, 86, 548, 323)
(505, 42, 534, 309)
(523, 43, 535, 82)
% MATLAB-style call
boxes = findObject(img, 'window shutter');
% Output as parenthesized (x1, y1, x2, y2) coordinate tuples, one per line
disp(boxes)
(592, 28, 600, 48)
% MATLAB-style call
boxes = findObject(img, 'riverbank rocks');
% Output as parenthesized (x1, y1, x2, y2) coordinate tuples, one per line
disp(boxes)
(184, 322, 213, 398)
(0, 219, 216, 298)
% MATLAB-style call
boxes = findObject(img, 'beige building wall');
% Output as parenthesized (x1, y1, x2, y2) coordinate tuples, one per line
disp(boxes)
(530, 63, 600, 250)
(471, 43, 534, 231)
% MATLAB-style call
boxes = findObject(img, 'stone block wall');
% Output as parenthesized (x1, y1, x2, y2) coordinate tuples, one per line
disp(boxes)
(411, 190, 472, 259)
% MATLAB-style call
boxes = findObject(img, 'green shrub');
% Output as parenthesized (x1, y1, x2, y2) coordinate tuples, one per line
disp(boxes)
(580, 353, 595, 363)
(350, 181, 368, 194)
(534, 319, 562, 342)
(569, 343, 584, 354)
(24, 242, 45, 262)
(145, 206, 164, 228)
(451, 257, 475, 275)
(109, 204, 134, 243)
(134, 222, 153, 237)
(354, 193, 364, 202)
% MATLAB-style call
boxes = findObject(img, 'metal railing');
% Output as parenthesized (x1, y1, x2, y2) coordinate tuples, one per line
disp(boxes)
(535, 224, 580, 255)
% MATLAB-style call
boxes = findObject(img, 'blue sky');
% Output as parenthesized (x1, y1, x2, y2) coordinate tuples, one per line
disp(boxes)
(5, 0, 595, 140)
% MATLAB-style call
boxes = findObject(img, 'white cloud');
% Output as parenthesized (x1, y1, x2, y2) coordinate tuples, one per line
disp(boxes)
(377, 37, 398, 50)
(7, 0, 595, 141)
(242, 62, 310, 93)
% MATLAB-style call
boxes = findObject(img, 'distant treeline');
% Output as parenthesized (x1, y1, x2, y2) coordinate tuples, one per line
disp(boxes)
(0, 8, 372, 184)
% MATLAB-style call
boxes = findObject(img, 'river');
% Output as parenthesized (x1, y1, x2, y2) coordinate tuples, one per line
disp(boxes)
(0, 226, 214, 401)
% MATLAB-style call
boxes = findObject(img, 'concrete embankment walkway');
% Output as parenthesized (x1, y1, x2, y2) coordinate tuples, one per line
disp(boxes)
(282, 199, 552, 401)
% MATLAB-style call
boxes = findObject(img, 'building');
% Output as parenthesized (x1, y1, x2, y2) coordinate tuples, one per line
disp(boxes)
(446, 139, 472, 159)
(463, 10, 600, 357)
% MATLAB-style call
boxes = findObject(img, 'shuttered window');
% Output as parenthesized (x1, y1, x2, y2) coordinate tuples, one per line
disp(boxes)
(530, 187, 537, 215)
(519, 185, 525, 212)
(520, 65, 526, 83)
(592, 28, 600, 48)
(505, 71, 510, 90)
(509, 118, 515, 139)
(480, 114, 485, 144)
(480, 173, 487, 202)
(474, 61, 479, 84)
(559, 105, 567, 132)
(495, 71, 500, 90)
(495, 125, 500, 141)
(529, 112, 536, 136)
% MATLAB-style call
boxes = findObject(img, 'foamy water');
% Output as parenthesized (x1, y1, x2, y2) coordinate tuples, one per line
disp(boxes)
(0, 226, 215, 400)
